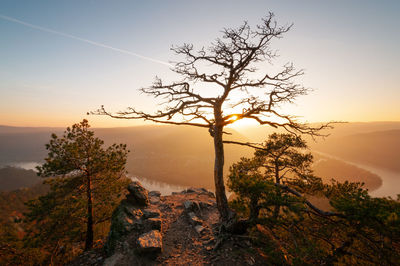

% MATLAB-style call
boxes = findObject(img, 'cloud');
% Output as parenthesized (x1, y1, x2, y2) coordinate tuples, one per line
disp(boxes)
(0, 14, 172, 67)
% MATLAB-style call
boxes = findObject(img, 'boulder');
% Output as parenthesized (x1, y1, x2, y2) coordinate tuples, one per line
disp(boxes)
(149, 191, 161, 197)
(137, 230, 162, 254)
(127, 181, 149, 206)
(149, 190, 161, 204)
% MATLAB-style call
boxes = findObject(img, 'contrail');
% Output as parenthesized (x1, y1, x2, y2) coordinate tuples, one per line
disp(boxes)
(0, 14, 172, 67)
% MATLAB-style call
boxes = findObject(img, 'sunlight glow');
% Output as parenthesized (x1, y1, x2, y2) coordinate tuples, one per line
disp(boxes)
(230, 115, 238, 121)
(228, 117, 259, 128)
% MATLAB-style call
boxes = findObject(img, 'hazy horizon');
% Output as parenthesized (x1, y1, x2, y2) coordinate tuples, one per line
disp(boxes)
(1, 120, 400, 129)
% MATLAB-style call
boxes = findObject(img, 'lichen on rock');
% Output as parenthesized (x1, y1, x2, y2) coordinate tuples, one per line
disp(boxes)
(136, 230, 163, 254)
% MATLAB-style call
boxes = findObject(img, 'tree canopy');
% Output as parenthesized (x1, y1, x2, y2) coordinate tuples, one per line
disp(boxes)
(228, 133, 400, 264)
(23, 120, 130, 264)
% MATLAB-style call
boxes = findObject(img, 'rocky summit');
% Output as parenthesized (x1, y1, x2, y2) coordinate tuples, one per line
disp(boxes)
(69, 182, 267, 265)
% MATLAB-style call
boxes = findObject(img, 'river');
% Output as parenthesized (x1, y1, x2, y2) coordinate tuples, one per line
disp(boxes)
(315, 151, 400, 198)
(4, 158, 399, 198)
(1, 161, 189, 195)
(4, 161, 41, 171)
(129, 175, 188, 195)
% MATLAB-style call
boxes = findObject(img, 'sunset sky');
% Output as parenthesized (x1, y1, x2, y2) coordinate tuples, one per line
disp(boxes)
(1, 0, 399, 127)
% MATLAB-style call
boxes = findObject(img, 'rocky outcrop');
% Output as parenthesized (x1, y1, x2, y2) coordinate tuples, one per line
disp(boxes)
(69, 185, 268, 265)
(104, 181, 162, 257)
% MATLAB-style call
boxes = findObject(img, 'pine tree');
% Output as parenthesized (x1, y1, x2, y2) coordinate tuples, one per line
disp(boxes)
(228, 133, 400, 264)
(24, 120, 130, 264)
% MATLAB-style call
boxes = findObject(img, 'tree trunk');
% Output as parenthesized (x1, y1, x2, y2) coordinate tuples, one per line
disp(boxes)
(213, 125, 230, 222)
(273, 163, 281, 219)
(85, 176, 94, 251)
(249, 196, 260, 221)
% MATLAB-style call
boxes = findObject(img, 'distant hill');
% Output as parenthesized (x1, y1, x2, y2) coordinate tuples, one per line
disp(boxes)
(0, 167, 42, 191)
(313, 153, 382, 191)
(0, 122, 396, 190)
(312, 129, 400, 172)
(0, 125, 253, 189)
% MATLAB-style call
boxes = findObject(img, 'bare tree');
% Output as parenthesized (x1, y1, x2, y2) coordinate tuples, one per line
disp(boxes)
(93, 13, 331, 222)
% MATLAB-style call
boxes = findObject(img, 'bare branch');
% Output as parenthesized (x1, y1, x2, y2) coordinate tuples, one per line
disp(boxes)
(223, 140, 264, 150)
(90, 105, 210, 128)
(275, 183, 345, 218)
